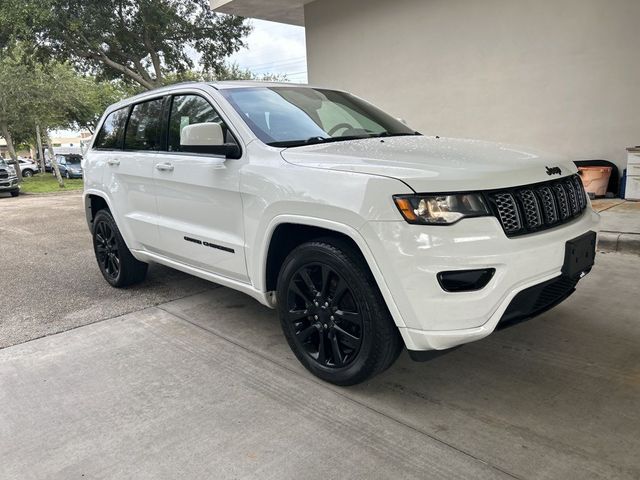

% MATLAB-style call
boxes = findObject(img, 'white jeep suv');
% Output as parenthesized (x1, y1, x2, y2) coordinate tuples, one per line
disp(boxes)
(84, 82, 599, 385)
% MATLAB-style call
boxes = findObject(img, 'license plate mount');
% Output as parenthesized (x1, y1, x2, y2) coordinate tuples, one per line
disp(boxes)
(562, 231, 596, 279)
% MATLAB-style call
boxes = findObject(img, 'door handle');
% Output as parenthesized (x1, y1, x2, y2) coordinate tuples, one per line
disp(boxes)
(107, 159, 120, 166)
(155, 162, 174, 172)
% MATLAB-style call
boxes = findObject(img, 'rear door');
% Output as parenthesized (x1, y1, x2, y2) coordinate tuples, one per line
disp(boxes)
(99, 100, 163, 251)
(151, 92, 248, 282)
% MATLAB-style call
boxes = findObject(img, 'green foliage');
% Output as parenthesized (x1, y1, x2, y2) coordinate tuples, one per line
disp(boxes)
(164, 63, 289, 85)
(1, 0, 251, 89)
(0, 43, 131, 148)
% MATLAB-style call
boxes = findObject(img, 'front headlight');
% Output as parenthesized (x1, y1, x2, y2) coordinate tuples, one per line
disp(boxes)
(393, 193, 491, 225)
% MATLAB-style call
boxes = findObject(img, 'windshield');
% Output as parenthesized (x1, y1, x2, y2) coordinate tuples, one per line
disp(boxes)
(219, 87, 418, 147)
(64, 156, 82, 165)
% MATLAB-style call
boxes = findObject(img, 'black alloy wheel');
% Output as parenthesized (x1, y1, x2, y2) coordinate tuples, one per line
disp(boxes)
(285, 262, 363, 368)
(94, 219, 120, 281)
(277, 240, 403, 385)
(91, 209, 148, 287)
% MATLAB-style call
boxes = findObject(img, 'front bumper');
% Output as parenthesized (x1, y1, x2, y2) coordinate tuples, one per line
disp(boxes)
(361, 207, 600, 352)
(0, 178, 19, 191)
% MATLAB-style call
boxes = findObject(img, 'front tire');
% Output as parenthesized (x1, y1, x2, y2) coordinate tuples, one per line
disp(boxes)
(92, 209, 148, 287)
(276, 240, 403, 386)
(23, 169, 33, 177)
(10, 190, 19, 197)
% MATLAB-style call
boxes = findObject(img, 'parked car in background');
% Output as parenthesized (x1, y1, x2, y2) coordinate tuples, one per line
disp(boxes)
(54, 154, 83, 179)
(84, 82, 599, 385)
(0, 157, 20, 197)
(15, 158, 39, 177)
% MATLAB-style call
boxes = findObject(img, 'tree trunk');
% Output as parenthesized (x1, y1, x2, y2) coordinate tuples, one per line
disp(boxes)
(45, 134, 65, 188)
(35, 124, 46, 173)
(0, 121, 23, 181)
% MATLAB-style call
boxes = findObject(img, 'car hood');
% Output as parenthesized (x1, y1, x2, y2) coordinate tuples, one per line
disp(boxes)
(280, 136, 576, 192)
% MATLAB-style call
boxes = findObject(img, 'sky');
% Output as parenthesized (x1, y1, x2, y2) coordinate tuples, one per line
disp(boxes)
(228, 19, 308, 83)
(53, 20, 307, 138)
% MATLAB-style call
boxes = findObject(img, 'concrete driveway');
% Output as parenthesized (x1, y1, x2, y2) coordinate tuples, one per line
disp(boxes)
(1, 193, 639, 479)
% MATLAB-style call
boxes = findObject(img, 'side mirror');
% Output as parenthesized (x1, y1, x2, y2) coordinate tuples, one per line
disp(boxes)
(180, 122, 241, 159)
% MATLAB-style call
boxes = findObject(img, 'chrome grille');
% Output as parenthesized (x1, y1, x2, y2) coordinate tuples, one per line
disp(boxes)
(488, 174, 587, 237)
(0, 170, 8, 180)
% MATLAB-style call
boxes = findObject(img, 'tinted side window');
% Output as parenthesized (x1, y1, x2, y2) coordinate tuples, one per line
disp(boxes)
(94, 108, 128, 149)
(168, 95, 236, 152)
(124, 99, 164, 151)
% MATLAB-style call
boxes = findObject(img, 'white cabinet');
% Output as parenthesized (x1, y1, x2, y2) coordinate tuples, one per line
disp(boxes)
(626, 148, 640, 200)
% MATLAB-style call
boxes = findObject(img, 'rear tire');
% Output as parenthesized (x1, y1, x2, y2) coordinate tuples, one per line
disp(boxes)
(92, 209, 148, 287)
(276, 239, 403, 386)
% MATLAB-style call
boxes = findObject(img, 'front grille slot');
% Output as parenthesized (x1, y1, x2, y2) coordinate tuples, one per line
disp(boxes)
(492, 193, 522, 234)
(0, 171, 8, 179)
(518, 189, 542, 229)
(537, 186, 558, 225)
(488, 174, 587, 237)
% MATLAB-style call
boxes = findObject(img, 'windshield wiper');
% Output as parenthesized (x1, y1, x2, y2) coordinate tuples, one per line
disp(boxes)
(268, 135, 371, 148)
(373, 131, 422, 138)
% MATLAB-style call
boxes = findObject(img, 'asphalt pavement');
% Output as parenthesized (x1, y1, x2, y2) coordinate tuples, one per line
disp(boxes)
(1, 192, 639, 479)
(0, 192, 214, 348)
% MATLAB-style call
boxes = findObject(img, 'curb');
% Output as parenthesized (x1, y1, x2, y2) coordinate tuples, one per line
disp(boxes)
(597, 231, 640, 255)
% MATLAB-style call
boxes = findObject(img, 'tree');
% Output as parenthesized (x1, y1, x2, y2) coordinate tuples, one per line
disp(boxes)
(0, 51, 33, 180)
(0, 45, 125, 186)
(2, 0, 251, 90)
(164, 63, 289, 84)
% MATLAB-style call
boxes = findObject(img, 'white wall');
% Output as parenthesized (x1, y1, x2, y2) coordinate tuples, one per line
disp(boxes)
(305, 0, 640, 174)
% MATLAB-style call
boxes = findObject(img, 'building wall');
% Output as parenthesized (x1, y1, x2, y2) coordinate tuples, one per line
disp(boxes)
(305, 0, 640, 173)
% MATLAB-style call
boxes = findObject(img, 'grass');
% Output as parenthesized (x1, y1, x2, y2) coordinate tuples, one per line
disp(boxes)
(19, 174, 84, 194)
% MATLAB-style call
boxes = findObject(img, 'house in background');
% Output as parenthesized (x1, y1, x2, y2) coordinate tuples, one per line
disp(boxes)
(211, 0, 640, 173)
(0, 138, 31, 158)
(49, 132, 93, 155)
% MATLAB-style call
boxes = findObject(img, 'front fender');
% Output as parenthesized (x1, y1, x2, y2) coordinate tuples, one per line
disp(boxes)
(253, 214, 408, 328)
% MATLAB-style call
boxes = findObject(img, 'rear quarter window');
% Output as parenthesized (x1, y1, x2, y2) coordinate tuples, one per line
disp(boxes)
(94, 107, 129, 150)
(124, 99, 164, 151)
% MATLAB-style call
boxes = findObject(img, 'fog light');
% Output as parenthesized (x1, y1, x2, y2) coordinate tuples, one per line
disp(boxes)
(437, 268, 495, 292)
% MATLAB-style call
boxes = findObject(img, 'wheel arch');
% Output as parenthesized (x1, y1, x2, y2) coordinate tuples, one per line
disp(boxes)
(83, 190, 114, 233)
(259, 216, 407, 328)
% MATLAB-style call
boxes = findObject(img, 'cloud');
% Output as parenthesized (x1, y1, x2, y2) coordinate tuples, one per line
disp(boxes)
(228, 19, 307, 83)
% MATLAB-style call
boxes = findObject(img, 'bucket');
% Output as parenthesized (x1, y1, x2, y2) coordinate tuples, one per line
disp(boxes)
(578, 166, 612, 197)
